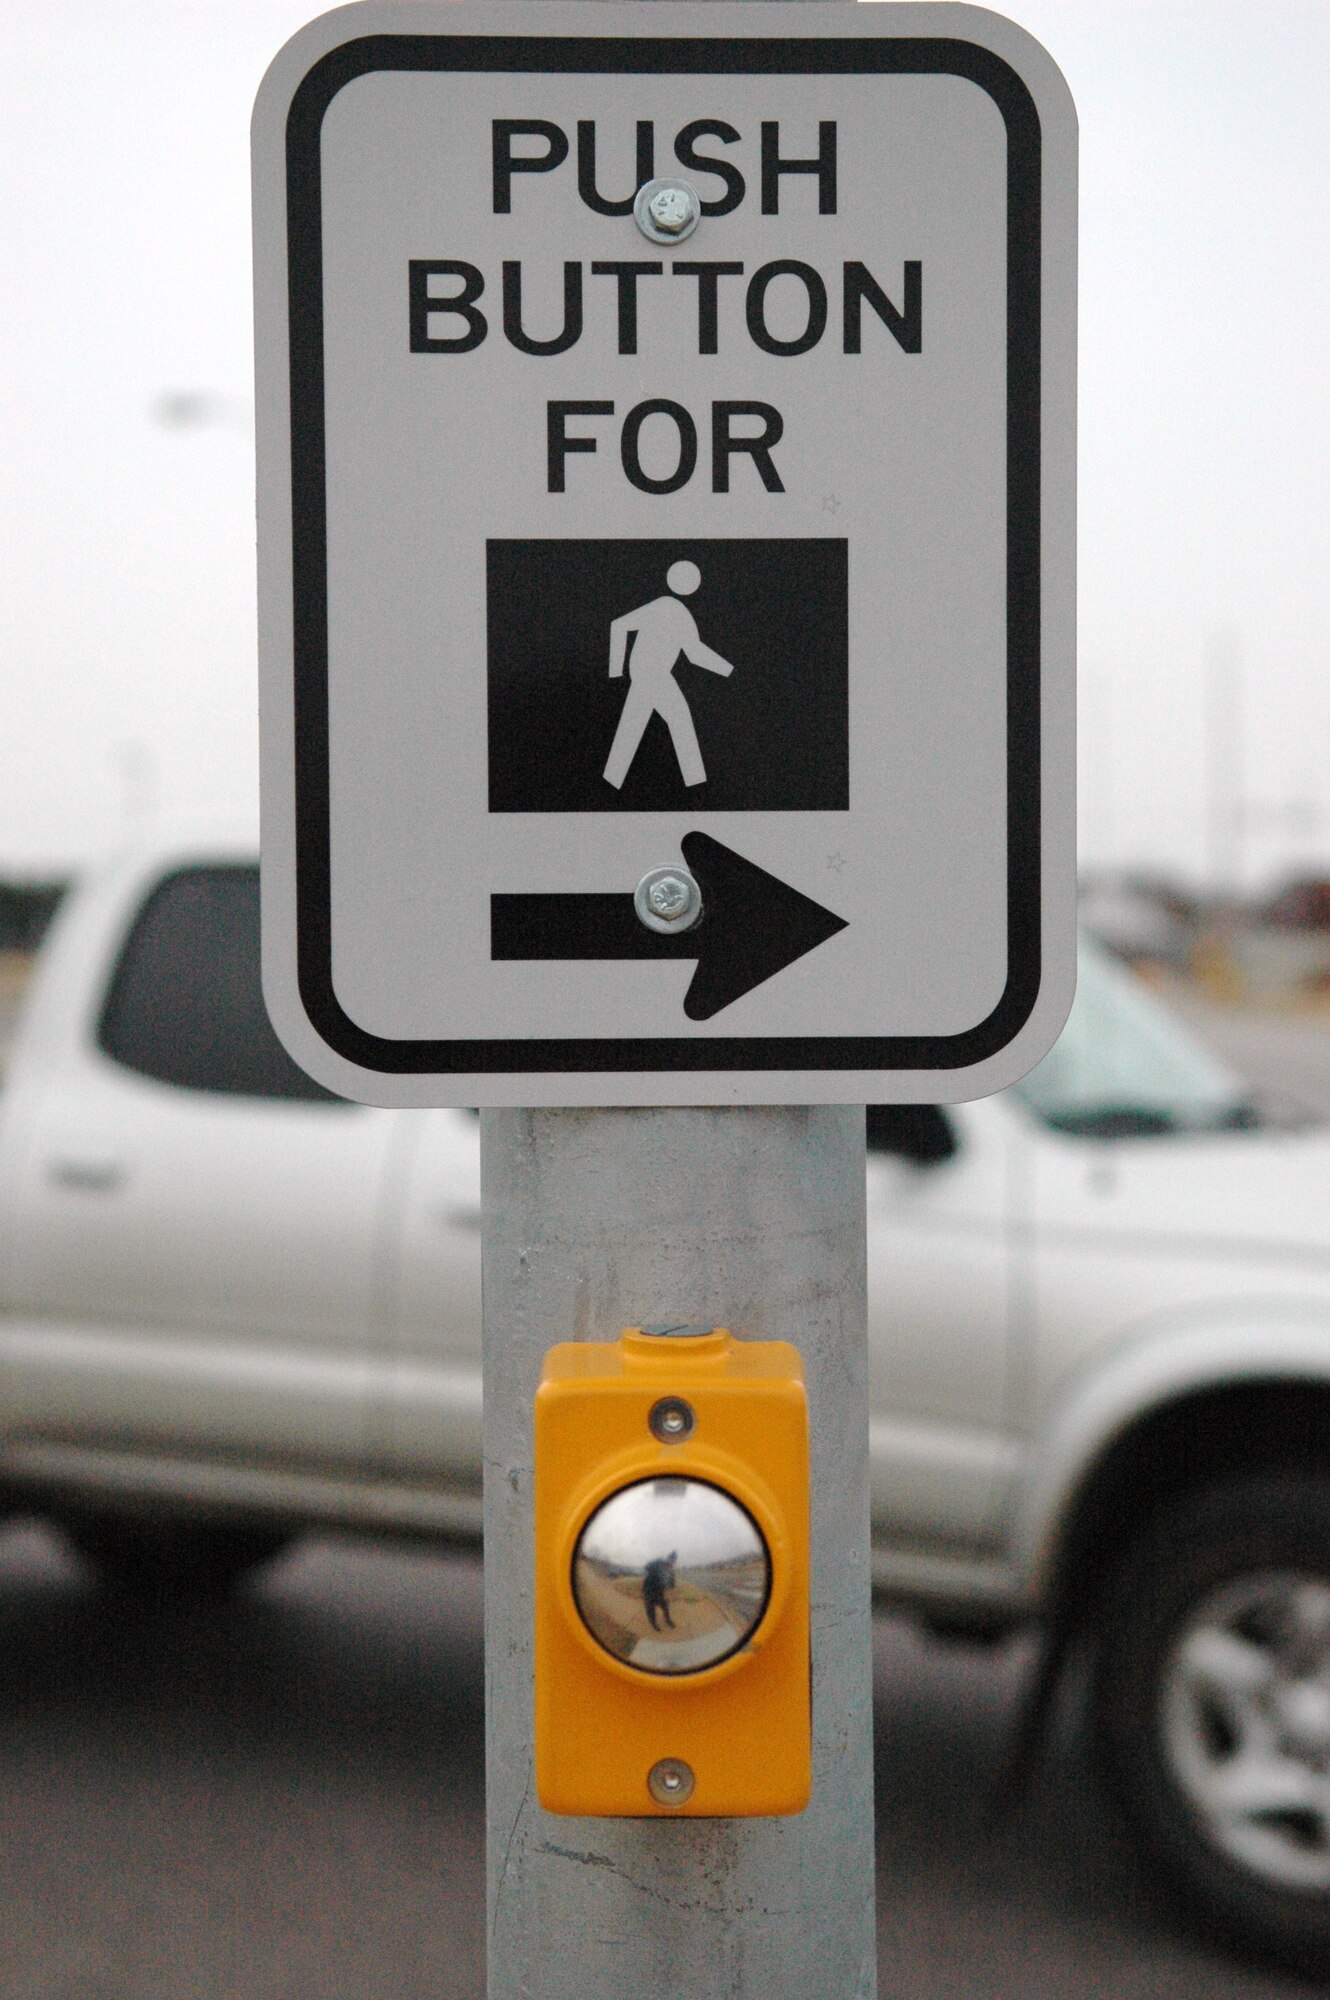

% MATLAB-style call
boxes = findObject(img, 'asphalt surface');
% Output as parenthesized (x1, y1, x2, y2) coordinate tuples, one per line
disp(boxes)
(0, 1524, 1318, 2000)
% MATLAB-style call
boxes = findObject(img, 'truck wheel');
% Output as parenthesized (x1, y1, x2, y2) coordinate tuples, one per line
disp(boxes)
(1090, 1476, 1330, 1979)
(66, 1518, 293, 1599)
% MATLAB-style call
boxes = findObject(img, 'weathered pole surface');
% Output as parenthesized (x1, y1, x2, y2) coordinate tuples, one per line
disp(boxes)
(481, 1105, 876, 1999)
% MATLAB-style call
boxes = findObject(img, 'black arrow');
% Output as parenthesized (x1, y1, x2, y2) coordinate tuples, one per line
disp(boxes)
(490, 832, 847, 1021)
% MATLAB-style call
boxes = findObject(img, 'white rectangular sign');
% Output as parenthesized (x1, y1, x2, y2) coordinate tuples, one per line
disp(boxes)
(253, 1, 1076, 1106)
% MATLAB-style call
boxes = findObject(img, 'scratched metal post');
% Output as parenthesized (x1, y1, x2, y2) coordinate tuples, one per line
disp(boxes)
(481, 1105, 876, 1999)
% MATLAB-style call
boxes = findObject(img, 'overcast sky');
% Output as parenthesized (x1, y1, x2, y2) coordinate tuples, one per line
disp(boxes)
(2, 0, 1327, 888)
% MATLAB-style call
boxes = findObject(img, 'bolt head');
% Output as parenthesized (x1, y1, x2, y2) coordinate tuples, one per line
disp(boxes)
(634, 177, 702, 246)
(648, 186, 695, 234)
(648, 1395, 696, 1443)
(648, 876, 689, 918)
(647, 1758, 696, 1807)
(634, 865, 702, 935)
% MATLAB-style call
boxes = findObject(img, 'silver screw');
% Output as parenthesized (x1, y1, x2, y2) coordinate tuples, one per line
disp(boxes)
(649, 877, 688, 918)
(647, 1757, 696, 1808)
(634, 866, 702, 935)
(648, 186, 695, 235)
(634, 177, 702, 246)
(649, 1396, 696, 1443)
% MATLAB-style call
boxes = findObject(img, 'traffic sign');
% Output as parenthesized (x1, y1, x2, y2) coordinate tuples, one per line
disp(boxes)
(253, 2, 1077, 1106)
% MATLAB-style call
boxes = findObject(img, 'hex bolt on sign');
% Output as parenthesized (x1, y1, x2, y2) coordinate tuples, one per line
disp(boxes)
(634, 866, 702, 935)
(634, 177, 701, 244)
(648, 1758, 696, 1807)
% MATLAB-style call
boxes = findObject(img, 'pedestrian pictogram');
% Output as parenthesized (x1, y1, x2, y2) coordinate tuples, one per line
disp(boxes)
(603, 560, 734, 791)
(487, 540, 848, 814)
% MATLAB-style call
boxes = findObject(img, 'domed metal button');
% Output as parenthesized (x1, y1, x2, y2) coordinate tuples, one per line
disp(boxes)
(572, 1476, 770, 1675)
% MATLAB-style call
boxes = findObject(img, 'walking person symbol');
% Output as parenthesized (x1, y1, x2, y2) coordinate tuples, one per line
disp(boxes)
(603, 560, 735, 790)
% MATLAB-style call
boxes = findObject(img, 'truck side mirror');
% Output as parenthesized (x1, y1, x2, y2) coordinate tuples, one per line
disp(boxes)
(865, 1104, 958, 1167)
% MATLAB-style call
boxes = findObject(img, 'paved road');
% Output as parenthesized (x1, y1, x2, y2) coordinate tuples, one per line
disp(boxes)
(0, 1525, 1317, 2000)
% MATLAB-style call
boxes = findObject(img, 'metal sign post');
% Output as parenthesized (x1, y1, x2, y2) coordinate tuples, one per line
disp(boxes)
(482, 1105, 874, 1997)
(253, 6, 1075, 1994)
(477, 22, 869, 1993)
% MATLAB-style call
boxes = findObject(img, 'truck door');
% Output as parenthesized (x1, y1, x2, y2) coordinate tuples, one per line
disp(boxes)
(382, 1108, 483, 1505)
(0, 863, 396, 1476)
(866, 1099, 1026, 1560)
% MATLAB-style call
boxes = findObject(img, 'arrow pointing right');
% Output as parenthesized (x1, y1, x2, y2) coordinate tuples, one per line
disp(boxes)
(678, 832, 848, 1019)
(491, 832, 847, 1021)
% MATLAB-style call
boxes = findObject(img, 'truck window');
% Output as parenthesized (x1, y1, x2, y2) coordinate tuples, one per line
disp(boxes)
(98, 865, 343, 1103)
(1012, 937, 1255, 1137)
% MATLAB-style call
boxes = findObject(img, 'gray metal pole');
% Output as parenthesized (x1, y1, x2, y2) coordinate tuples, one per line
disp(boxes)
(481, 1105, 876, 2000)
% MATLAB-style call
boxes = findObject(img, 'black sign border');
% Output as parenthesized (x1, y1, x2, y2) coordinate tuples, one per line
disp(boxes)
(284, 30, 1044, 1076)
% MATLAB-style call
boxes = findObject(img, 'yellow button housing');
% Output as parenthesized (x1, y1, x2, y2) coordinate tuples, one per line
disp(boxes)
(534, 1326, 810, 1817)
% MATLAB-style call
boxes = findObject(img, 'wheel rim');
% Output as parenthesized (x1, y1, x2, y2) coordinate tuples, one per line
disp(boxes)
(1161, 1570, 1330, 1891)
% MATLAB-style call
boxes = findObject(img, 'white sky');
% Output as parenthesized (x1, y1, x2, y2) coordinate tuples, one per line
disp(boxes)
(2, 0, 1327, 890)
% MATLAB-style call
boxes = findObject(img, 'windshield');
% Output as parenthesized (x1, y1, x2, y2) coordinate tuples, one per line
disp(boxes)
(1013, 939, 1256, 1138)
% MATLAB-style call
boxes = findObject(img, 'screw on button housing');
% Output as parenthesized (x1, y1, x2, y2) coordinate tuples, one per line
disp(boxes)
(649, 1395, 696, 1443)
(634, 176, 702, 245)
(634, 866, 702, 936)
(648, 1758, 695, 1807)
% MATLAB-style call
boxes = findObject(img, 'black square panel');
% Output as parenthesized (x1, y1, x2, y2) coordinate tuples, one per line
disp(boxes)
(487, 539, 849, 813)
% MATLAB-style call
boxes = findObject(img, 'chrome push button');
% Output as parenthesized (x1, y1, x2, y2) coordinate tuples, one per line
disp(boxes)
(572, 1475, 770, 1675)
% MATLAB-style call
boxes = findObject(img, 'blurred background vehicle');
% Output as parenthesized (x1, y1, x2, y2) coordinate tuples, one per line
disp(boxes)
(2, 841, 1330, 1975)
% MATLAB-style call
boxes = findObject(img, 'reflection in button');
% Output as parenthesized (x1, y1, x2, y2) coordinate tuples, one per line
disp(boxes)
(572, 1476, 771, 1675)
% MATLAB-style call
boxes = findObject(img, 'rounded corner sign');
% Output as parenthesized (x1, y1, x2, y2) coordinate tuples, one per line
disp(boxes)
(253, 1, 1077, 1108)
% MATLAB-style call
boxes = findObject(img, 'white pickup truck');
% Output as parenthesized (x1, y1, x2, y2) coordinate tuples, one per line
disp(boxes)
(3, 839, 1330, 1976)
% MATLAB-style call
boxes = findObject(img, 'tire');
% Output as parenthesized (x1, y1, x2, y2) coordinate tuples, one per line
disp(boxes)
(65, 1517, 292, 1599)
(1090, 1475, 1330, 1980)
